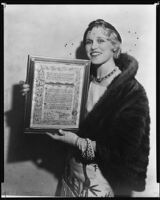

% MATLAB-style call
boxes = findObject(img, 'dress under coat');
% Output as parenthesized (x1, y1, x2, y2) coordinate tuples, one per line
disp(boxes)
(75, 53, 150, 195)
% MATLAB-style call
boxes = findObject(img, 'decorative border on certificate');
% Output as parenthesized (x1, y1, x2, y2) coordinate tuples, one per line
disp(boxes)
(24, 55, 90, 133)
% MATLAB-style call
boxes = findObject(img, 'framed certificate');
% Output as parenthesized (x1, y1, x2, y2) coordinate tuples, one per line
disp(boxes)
(24, 55, 91, 133)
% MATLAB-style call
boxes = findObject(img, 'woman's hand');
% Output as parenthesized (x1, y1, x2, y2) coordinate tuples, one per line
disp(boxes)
(19, 80, 30, 96)
(46, 130, 79, 147)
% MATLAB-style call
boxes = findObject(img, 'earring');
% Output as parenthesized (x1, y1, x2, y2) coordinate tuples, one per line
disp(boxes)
(114, 48, 121, 59)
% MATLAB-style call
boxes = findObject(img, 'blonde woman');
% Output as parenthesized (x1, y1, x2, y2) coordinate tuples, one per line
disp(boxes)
(20, 19, 150, 197)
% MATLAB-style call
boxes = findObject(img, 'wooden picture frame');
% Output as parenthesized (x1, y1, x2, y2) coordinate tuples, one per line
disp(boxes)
(24, 55, 91, 133)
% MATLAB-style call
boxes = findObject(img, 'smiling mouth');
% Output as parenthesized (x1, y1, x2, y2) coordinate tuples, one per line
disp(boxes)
(90, 52, 101, 57)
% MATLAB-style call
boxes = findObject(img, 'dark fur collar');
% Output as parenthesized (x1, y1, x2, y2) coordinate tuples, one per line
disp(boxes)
(89, 53, 138, 91)
(113, 53, 138, 89)
(81, 53, 139, 125)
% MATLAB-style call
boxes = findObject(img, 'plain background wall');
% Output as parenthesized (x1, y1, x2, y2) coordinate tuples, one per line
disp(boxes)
(3, 5, 159, 197)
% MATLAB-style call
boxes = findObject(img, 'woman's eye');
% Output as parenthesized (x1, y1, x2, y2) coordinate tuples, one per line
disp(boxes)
(85, 40, 92, 45)
(97, 39, 105, 43)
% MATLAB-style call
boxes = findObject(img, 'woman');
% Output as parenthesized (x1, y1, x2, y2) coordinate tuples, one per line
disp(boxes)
(20, 19, 150, 197)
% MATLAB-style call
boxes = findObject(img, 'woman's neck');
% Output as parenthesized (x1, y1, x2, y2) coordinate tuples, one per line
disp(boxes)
(97, 58, 116, 78)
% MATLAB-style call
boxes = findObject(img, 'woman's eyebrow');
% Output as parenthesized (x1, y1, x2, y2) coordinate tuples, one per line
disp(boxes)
(96, 36, 108, 40)
(86, 37, 107, 40)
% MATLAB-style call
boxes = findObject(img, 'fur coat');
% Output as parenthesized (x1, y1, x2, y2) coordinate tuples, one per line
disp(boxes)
(77, 53, 150, 196)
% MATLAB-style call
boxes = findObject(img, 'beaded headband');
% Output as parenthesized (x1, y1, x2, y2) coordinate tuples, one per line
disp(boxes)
(83, 19, 122, 44)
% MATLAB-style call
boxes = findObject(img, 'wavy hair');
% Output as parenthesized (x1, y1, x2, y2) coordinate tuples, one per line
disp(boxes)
(83, 19, 122, 59)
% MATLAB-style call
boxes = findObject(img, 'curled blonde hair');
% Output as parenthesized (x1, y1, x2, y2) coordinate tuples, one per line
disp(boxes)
(104, 29, 121, 59)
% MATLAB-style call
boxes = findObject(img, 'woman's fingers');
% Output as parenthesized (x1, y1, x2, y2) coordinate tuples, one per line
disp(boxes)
(19, 80, 30, 89)
(46, 130, 65, 139)
(46, 132, 60, 140)
(19, 80, 30, 96)
(20, 84, 30, 90)
(46, 132, 55, 138)
(22, 84, 30, 88)
(21, 88, 30, 92)
(46, 130, 78, 146)
(59, 129, 65, 135)
(21, 88, 30, 96)
(19, 80, 25, 85)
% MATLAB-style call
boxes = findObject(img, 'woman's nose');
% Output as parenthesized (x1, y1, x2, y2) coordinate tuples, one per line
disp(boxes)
(91, 41, 98, 49)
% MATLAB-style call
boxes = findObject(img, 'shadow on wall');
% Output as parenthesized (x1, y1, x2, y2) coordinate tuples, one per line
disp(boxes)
(4, 41, 88, 195)
(76, 41, 96, 78)
(75, 41, 88, 60)
(4, 84, 68, 185)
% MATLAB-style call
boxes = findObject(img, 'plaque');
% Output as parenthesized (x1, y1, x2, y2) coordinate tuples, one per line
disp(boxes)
(24, 55, 91, 133)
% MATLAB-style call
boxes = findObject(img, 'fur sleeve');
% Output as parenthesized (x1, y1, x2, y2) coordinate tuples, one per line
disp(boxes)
(95, 81, 150, 172)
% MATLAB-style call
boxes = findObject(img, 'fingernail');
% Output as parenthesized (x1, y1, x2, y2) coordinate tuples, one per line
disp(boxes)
(59, 129, 65, 135)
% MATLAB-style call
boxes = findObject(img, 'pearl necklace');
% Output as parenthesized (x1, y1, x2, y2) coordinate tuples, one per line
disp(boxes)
(95, 67, 118, 83)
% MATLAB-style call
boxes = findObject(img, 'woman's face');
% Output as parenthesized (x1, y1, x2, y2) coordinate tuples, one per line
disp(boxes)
(85, 27, 114, 65)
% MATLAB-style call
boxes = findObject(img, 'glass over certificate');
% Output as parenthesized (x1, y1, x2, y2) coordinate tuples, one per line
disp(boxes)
(24, 55, 90, 133)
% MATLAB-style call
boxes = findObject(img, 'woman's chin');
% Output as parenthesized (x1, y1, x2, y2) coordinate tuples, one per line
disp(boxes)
(91, 60, 104, 66)
(91, 59, 102, 65)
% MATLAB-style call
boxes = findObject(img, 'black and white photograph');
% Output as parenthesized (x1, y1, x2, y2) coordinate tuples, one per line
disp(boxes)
(24, 56, 90, 132)
(3, 4, 159, 197)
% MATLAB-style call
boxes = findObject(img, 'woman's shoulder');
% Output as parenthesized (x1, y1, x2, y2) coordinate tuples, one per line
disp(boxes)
(130, 78, 148, 96)
(121, 77, 146, 93)
(121, 78, 149, 107)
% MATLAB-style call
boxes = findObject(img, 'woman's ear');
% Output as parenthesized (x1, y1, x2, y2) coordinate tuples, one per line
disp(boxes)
(113, 47, 121, 59)
(112, 42, 118, 52)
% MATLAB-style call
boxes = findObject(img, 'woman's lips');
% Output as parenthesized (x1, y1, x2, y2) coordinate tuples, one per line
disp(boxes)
(90, 52, 101, 56)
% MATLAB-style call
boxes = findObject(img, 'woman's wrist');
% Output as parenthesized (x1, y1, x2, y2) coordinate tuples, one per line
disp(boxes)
(75, 137, 96, 160)
(76, 137, 96, 151)
(75, 137, 87, 152)
(91, 141, 96, 152)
